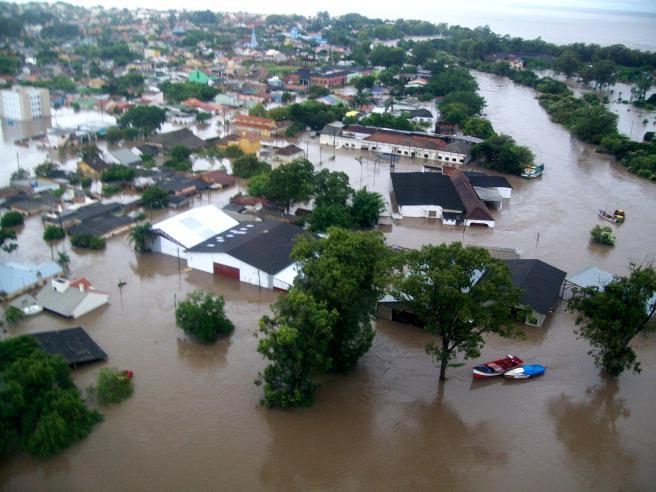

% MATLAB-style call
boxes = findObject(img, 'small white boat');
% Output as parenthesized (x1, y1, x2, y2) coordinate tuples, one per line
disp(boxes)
(22, 304, 43, 316)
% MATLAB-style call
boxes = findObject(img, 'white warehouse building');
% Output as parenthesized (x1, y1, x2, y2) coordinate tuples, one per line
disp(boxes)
(186, 221, 306, 290)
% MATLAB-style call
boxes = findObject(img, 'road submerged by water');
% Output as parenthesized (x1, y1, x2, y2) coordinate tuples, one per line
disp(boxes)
(1, 72, 655, 490)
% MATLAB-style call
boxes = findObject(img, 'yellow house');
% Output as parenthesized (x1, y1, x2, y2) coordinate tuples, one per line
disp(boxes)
(77, 157, 110, 180)
(217, 134, 261, 156)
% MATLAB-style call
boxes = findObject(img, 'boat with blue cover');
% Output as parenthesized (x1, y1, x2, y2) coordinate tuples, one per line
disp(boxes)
(503, 364, 546, 379)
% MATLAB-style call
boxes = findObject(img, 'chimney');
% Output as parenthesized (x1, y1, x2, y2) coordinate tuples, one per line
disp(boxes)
(79, 283, 85, 292)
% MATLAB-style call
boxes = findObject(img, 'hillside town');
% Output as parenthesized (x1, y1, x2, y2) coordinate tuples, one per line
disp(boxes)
(0, 3, 655, 490)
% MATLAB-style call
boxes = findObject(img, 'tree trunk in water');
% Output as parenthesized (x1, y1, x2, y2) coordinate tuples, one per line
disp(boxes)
(439, 356, 448, 381)
(439, 338, 450, 381)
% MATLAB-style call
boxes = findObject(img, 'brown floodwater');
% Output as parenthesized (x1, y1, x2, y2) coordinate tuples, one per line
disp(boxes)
(2, 72, 656, 491)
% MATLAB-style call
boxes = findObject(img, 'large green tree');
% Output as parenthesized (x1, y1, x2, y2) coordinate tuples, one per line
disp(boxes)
(264, 159, 315, 212)
(118, 106, 167, 136)
(568, 265, 656, 376)
(350, 188, 386, 229)
(392, 243, 523, 381)
(292, 228, 392, 371)
(462, 117, 495, 139)
(257, 289, 338, 407)
(472, 134, 535, 175)
(553, 50, 581, 79)
(232, 154, 271, 178)
(313, 169, 352, 207)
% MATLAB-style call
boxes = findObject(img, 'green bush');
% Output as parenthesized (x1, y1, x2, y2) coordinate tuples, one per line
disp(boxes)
(141, 186, 169, 209)
(43, 225, 65, 242)
(591, 225, 616, 246)
(71, 233, 106, 250)
(95, 368, 134, 405)
(1, 211, 24, 228)
(4, 305, 24, 325)
(175, 290, 234, 343)
(102, 184, 122, 196)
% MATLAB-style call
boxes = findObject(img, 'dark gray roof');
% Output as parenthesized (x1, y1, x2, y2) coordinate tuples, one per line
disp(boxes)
(111, 148, 141, 166)
(503, 259, 566, 315)
(32, 327, 107, 366)
(409, 108, 433, 118)
(147, 128, 206, 151)
(444, 140, 471, 155)
(465, 173, 513, 189)
(68, 215, 133, 237)
(275, 144, 304, 156)
(60, 202, 123, 223)
(188, 221, 306, 274)
(391, 172, 464, 211)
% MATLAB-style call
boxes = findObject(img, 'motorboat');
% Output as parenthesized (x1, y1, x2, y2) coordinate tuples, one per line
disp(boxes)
(472, 355, 523, 379)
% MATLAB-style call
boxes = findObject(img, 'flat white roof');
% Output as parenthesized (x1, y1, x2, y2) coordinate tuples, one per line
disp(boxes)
(153, 205, 239, 250)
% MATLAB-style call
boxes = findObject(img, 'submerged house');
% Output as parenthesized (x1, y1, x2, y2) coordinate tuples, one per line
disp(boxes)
(378, 258, 565, 328)
(0, 261, 63, 300)
(36, 278, 110, 319)
(502, 259, 567, 327)
(186, 221, 306, 290)
(390, 171, 495, 227)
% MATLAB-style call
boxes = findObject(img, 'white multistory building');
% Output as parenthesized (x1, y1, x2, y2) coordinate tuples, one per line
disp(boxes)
(0, 86, 51, 121)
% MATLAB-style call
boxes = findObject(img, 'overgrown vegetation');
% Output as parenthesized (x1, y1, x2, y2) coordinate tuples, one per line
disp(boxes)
(94, 368, 134, 405)
(0, 336, 102, 459)
(568, 265, 656, 376)
(70, 233, 106, 250)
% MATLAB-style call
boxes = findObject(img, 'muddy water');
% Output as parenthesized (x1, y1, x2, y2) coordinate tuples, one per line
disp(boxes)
(2, 71, 656, 491)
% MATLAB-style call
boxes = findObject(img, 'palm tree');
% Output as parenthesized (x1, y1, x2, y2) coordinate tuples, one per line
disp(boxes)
(57, 251, 70, 273)
(128, 222, 154, 253)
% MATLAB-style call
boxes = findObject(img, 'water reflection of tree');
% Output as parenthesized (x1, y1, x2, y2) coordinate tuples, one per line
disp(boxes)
(548, 381, 636, 489)
(176, 336, 231, 370)
(258, 380, 505, 490)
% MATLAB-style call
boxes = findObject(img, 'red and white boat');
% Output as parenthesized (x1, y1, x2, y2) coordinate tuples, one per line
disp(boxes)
(472, 355, 523, 379)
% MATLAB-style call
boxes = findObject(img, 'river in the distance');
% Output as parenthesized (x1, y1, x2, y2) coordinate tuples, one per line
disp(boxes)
(1, 71, 656, 490)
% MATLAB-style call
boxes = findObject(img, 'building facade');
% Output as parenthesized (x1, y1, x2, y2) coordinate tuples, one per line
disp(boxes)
(321, 124, 472, 168)
(0, 86, 51, 121)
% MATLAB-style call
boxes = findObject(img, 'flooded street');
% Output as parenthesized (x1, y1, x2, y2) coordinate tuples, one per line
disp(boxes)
(2, 71, 656, 491)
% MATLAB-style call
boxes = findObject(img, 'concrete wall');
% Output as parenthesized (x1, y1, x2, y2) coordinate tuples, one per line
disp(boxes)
(152, 236, 188, 260)
(465, 219, 495, 228)
(399, 204, 443, 218)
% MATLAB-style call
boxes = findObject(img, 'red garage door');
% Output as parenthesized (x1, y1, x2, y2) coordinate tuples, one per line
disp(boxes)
(213, 263, 240, 279)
